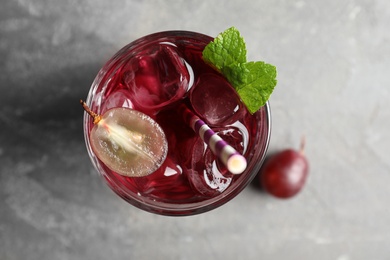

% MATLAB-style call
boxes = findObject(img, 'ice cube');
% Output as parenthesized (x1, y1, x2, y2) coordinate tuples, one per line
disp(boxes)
(124, 44, 191, 111)
(185, 124, 247, 197)
(190, 73, 244, 126)
(130, 157, 194, 200)
(185, 133, 233, 197)
(101, 89, 134, 113)
(186, 151, 233, 197)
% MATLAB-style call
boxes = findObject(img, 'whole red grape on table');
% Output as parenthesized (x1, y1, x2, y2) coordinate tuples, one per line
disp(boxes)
(259, 138, 309, 199)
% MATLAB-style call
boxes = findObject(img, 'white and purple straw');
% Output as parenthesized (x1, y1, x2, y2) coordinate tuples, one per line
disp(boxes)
(180, 105, 247, 174)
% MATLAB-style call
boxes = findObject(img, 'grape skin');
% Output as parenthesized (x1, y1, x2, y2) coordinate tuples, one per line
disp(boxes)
(90, 107, 168, 177)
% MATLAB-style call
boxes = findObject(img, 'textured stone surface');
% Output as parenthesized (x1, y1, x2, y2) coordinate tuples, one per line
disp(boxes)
(1, 0, 390, 259)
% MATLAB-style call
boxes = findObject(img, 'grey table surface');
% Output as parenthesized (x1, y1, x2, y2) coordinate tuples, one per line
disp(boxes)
(1, 1, 389, 259)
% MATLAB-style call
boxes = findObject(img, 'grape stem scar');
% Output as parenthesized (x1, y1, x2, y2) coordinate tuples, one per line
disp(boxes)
(80, 100, 102, 124)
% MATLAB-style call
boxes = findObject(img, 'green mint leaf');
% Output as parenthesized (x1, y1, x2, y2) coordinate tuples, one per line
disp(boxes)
(202, 27, 277, 114)
(237, 62, 277, 114)
(202, 27, 247, 71)
(222, 63, 249, 87)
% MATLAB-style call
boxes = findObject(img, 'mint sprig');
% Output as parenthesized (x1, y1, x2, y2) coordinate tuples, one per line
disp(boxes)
(202, 27, 277, 114)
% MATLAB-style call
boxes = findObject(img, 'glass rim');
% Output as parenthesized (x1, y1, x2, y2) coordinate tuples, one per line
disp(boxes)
(82, 30, 272, 216)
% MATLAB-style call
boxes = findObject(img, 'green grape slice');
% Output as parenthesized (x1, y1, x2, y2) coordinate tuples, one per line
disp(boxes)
(90, 107, 168, 177)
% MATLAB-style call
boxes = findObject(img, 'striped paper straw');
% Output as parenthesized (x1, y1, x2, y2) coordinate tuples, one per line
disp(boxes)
(180, 105, 247, 174)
